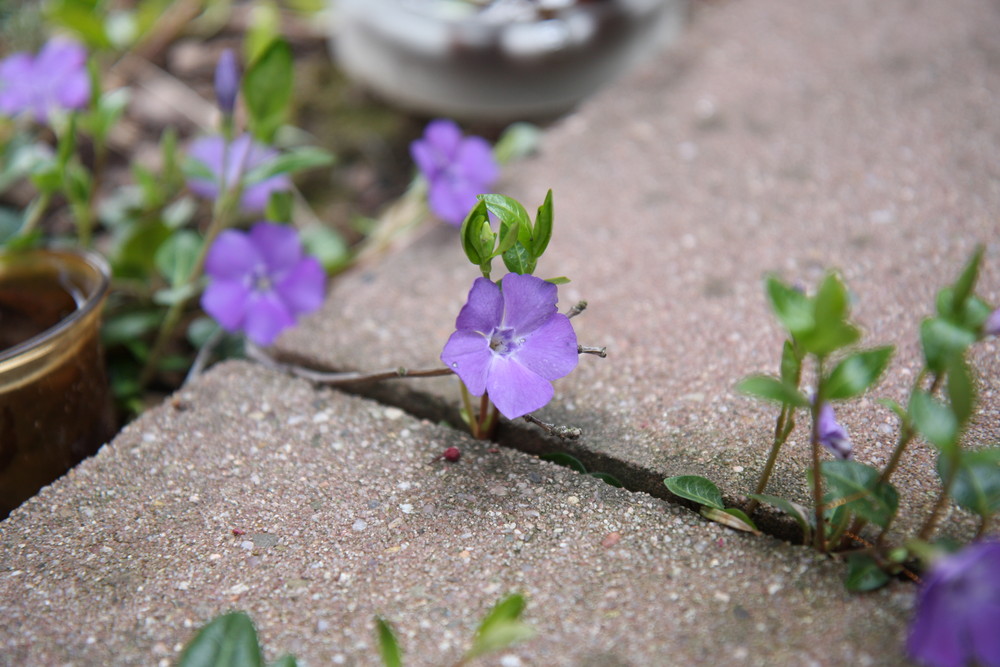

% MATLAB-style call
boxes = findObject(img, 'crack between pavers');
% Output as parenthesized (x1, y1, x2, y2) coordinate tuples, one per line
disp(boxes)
(265, 350, 806, 545)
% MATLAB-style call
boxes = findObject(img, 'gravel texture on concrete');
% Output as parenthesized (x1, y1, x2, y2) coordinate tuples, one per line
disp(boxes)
(277, 0, 1000, 542)
(0, 362, 913, 666)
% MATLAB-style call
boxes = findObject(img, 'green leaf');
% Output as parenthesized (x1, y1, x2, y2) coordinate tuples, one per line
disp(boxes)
(779, 339, 801, 385)
(245, 1, 283, 64)
(459, 200, 489, 266)
(588, 472, 623, 488)
(747, 494, 812, 544)
(243, 39, 294, 143)
(480, 194, 531, 233)
(949, 245, 983, 317)
(765, 275, 813, 336)
(163, 196, 198, 229)
(909, 390, 958, 451)
(467, 593, 535, 660)
(101, 310, 162, 346)
(300, 224, 349, 272)
(540, 452, 587, 474)
(877, 398, 908, 424)
(700, 507, 762, 534)
(798, 321, 860, 358)
(112, 220, 171, 278)
(44, 0, 112, 49)
(155, 230, 202, 287)
(920, 317, 976, 373)
(664, 475, 724, 510)
(375, 617, 403, 667)
(812, 272, 850, 330)
(492, 122, 541, 165)
(501, 242, 536, 275)
(844, 553, 890, 592)
(265, 191, 295, 224)
(946, 355, 976, 428)
(269, 656, 299, 667)
(153, 283, 200, 307)
(821, 460, 899, 528)
(939, 448, 1000, 518)
(242, 146, 335, 185)
(736, 374, 809, 407)
(178, 612, 264, 667)
(824, 346, 894, 400)
(530, 189, 553, 258)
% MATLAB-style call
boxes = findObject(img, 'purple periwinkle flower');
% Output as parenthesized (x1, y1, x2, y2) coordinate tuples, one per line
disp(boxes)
(441, 272, 578, 420)
(984, 309, 1000, 337)
(0, 38, 90, 123)
(187, 133, 291, 212)
(817, 402, 851, 459)
(201, 222, 325, 346)
(410, 119, 498, 226)
(214, 49, 240, 116)
(907, 540, 1000, 667)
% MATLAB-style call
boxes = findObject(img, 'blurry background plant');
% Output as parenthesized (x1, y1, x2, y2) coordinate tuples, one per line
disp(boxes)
(0, 0, 540, 420)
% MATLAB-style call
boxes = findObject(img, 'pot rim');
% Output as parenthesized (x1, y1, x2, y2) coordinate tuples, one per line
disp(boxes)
(0, 248, 111, 364)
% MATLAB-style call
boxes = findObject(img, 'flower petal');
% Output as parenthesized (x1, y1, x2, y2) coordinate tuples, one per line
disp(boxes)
(514, 313, 578, 381)
(428, 177, 476, 226)
(441, 330, 491, 396)
(186, 135, 225, 198)
(201, 280, 250, 332)
(249, 222, 302, 273)
(456, 135, 498, 185)
(275, 256, 326, 315)
(454, 277, 503, 334)
(486, 356, 553, 419)
(243, 291, 295, 346)
(423, 119, 462, 158)
(204, 229, 261, 280)
(500, 272, 558, 333)
(970, 600, 1000, 667)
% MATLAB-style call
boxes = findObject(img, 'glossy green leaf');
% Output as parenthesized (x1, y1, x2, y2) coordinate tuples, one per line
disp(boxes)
(909, 389, 958, 451)
(467, 593, 535, 660)
(948, 245, 983, 318)
(825, 346, 894, 400)
(502, 242, 536, 275)
(265, 191, 295, 224)
(243, 39, 293, 143)
(699, 507, 761, 534)
(821, 460, 898, 528)
(736, 374, 809, 407)
(375, 617, 403, 667)
(242, 146, 335, 185)
(459, 200, 489, 266)
(920, 317, 976, 373)
(844, 553, 890, 592)
(765, 275, 813, 336)
(723, 507, 760, 532)
(664, 475, 724, 510)
(178, 612, 264, 667)
(480, 194, 531, 234)
(748, 493, 812, 544)
(540, 452, 587, 473)
(939, 448, 1000, 518)
(531, 189, 553, 258)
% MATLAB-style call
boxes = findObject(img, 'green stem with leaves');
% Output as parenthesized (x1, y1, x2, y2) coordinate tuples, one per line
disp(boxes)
(811, 358, 827, 552)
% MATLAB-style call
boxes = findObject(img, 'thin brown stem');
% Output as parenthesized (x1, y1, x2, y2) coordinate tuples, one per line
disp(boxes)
(812, 358, 827, 552)
(747, 405, 796, 514)
(523, 414, 582, 440)
(566, 301, 588, 319)
(245, 342, 454, 385)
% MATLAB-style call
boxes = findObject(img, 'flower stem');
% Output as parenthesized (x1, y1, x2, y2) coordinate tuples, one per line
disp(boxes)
(917, 443, 961, 542)
(811, 358, 827, 552)
(747, 404, 796, 514)
(17, 192, 53, 238)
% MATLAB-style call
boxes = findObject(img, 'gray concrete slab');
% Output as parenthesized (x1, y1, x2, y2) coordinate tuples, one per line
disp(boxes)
(0, 362, 913, 666)
(277, 0, 1000, 541)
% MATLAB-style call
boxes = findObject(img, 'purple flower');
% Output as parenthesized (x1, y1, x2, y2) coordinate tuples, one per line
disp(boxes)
(817, 402, 851, 459)
(908, 541, 1000, 667)
(187, 134, 291, 212)
(410, 119, 498, 226)
(441, 273, 578, 419)
(201, 222, 325, 346)
(984, 309, 1000, 337)
(214, 49, 240, 116)
(0, 38, 90, 123)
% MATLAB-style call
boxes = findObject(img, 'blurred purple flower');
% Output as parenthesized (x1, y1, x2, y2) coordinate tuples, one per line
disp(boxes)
(187, 134, 291, 212)
(201, 222, 325, 346)
(908, 540, 1000, 667)
(817, 402, 851, 459)
(214, 49, 240, 116)
(0, 38, 90, 123)
(441, 272, 578, 419)
(984, 309, 1000, 337)
(410, 119, 498, 226)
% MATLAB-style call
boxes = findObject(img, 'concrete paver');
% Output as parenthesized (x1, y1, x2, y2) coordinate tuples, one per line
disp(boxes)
(278, 0, 1000, 541)
(0, 362, 912, 665)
